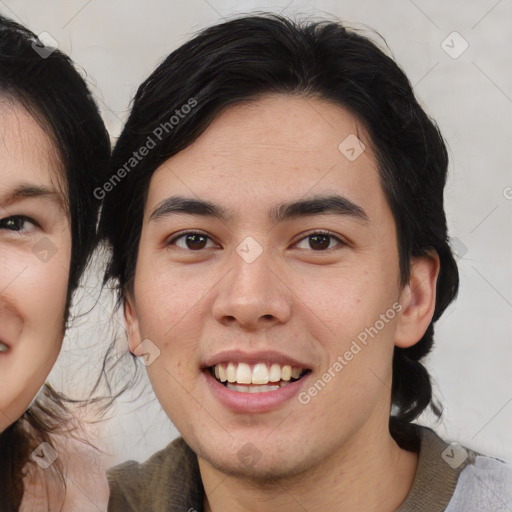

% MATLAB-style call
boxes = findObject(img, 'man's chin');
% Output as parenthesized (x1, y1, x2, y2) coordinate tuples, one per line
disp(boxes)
(197, 447, 315, 486)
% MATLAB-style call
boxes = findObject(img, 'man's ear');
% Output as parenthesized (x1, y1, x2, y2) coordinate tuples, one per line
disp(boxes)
(124, 295, 142, 355)
(394, 250, 440, 349)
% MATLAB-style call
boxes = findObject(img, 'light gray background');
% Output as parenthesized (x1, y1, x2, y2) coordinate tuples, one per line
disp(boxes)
(3, 0, 511, 464)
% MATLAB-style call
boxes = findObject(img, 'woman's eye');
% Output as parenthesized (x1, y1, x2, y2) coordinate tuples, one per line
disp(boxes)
(168, 232, 217, 251)
(0, 215, 38, 233)
(295, 232, 343, 251)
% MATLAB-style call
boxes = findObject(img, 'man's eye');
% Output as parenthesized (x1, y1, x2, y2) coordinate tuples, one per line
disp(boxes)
(0, 215, 38, 233)
(295, 232, 344, 251)
(166, 231, 344, 252)
(167, 232, 216, 251)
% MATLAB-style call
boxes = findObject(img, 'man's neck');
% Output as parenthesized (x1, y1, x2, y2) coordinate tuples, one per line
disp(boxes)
(199, 423, 419, 512)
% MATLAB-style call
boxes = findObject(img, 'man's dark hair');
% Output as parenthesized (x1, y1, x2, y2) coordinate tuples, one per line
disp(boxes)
(0, 13, 110, 509)
(99, 13, 458, 450)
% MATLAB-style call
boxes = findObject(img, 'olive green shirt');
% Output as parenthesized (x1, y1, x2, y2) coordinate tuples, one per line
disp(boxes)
(107, 426, 506, 511)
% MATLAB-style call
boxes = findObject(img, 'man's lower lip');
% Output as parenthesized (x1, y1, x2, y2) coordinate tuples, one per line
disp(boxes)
(203, 370, 310, 413)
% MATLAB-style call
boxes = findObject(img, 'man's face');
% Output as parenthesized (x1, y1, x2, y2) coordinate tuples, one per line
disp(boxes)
(127, 94, 408, 479)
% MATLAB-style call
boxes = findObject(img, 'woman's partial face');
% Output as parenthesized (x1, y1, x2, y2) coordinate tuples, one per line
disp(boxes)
(0, 101, 71, 432)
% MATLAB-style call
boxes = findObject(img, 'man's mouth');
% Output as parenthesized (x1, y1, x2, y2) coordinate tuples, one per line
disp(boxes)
(0, 341, 9, 353)
(209, 362, 311, 393)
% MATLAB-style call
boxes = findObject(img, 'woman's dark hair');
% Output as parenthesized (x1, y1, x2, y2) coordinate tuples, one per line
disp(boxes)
(0, 14, 110, 509)
(99, 14, 458, 451)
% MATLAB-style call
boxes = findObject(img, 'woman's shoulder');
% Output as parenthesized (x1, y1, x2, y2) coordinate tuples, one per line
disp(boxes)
(20, 433, 109, 512)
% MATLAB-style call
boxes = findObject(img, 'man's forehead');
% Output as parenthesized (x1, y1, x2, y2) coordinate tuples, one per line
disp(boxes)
(185, 94, 369, 152)
(144, 94, 383, 224)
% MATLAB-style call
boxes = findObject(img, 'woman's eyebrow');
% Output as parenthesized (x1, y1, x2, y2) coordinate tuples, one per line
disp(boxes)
(0, 183, 64, 208)
(149, 194, 369, 224)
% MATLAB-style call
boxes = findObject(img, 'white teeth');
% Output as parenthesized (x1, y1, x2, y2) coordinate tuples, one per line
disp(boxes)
(252, 363, 269, 384)
(236, 363, 252, 384)
(212, 361, 306, 388)
(0, 342, 8, 353)
(226, 384, 250, 393)
(226, 383, 280, 393)
(269, 363, 281, 382)
(226, 362, 236, 383)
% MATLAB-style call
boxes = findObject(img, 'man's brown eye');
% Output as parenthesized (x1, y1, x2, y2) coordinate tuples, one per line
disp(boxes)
(308, 234, 331, 250)
(168, 232, 213, 250)
(184, 233, 208, 250)
(296, 232, 343, 251)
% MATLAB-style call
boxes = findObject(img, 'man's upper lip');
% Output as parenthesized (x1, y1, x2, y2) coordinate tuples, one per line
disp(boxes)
(203, 350, 310, 369)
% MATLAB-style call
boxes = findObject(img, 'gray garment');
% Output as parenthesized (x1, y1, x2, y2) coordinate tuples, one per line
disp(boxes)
(107, 426, 511, 511)
(445, 454, 512, 511)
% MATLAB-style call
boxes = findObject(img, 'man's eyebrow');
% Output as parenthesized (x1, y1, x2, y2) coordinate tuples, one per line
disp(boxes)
(270, 194, 369, 224)
(149, 194, 369, 224)
(150, 196, 231, 223)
